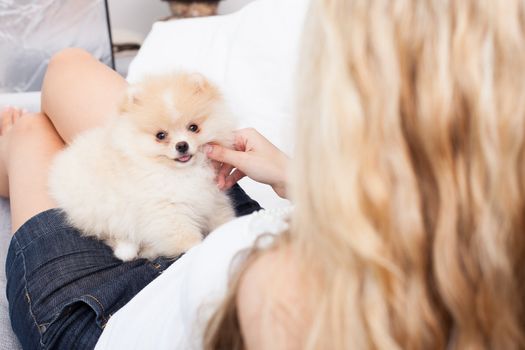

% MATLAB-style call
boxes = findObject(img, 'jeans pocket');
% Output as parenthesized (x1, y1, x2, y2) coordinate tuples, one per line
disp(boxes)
(40, 295, 107, 348)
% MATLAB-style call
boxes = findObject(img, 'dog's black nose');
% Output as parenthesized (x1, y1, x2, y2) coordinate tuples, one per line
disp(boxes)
(175, 141, 189, 153)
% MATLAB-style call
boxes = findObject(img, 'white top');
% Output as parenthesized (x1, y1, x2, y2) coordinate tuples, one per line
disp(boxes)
(95, 207, 291, 350)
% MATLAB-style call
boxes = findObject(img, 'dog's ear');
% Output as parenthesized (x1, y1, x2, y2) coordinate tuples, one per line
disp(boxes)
(188, 73, 209, 94)
(127, 84, 143, 105)
(120, 84, 143, 113)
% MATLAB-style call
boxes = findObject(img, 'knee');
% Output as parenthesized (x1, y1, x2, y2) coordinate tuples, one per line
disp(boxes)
(48, 48, 94, 70)
(42, 48, 95, 106)
(44, 48, 94, 86)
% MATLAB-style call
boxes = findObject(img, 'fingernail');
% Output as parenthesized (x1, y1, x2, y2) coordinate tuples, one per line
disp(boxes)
(22, 109, 28, 114)
(205, 145, 213, 154)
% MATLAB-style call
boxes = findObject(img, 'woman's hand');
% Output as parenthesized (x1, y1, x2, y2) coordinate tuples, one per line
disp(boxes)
(205, 128, 289, 198)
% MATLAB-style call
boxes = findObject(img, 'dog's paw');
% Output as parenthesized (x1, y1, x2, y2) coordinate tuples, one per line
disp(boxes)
(139, 230, 202, 259)
(113, 241, 140, 261)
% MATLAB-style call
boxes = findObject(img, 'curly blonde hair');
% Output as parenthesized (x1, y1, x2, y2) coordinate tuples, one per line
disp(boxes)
(206, 0, 525, 348)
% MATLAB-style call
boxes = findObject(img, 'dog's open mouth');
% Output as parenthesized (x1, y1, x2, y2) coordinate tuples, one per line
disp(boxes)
(175, 154, 193, 163)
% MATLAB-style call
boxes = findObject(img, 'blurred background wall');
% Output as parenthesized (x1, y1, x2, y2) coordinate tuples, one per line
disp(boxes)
(219, 0, 256, 14)
(108, 0, 256, 43)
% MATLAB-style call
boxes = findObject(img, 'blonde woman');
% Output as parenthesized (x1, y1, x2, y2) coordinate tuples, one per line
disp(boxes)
(2, 0, 525, 348)
(205, 0, 525, 349)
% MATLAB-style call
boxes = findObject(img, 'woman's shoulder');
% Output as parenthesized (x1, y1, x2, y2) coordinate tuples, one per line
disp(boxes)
(236, 232, 309, 349)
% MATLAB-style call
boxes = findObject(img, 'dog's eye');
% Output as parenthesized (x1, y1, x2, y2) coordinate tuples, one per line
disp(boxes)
(156, 131, 168, 140)
(188, 124, 199, 133)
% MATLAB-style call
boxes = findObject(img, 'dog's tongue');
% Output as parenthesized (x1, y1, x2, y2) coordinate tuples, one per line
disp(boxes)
(178, 155, 192, 162)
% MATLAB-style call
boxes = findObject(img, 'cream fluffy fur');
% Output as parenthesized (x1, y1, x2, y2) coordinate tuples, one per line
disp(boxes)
(49, 73, 236, 261)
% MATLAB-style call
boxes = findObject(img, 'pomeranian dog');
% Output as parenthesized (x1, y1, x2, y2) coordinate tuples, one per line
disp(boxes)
(49, 72, 236, 261)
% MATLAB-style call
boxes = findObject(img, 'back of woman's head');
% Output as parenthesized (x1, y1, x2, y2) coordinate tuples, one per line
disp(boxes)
(292, 0, 525, 348)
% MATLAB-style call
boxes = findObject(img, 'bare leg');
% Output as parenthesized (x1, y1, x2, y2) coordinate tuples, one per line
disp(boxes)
(0, 106, 15, 196)
(42, 48, 128, 143)
(0, 48, 128, 233)
(0, 110, 64, 233)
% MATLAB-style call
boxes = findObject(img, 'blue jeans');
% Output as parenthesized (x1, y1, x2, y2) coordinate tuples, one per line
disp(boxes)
(6, 184, 260, 349)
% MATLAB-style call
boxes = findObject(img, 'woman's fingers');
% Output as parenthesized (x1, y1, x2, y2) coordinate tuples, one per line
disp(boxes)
(218, 163, 234, 180)
(224, 169, 246, 189)
(205, 129, 289, 198)
(206, 144, 248, 169)
(210, 160, 222, 173)
(207, 145, 249, 190)
(217, 163, 234, 189)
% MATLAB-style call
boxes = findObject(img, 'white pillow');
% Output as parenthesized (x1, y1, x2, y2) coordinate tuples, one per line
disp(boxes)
(127, 0, 309, 209)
